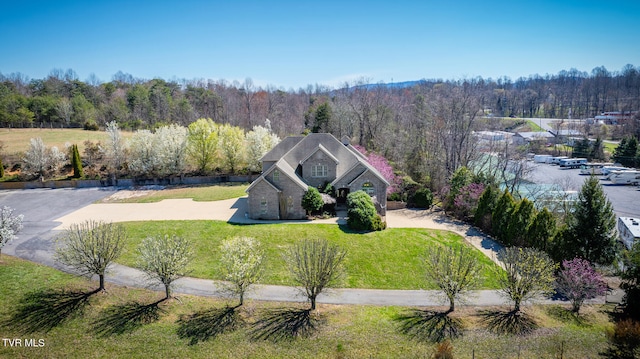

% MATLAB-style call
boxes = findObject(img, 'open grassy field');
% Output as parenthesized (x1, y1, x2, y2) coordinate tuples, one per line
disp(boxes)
(117, 221, 501, 290)
(0, 255, 613, 358)
(0, 128, 133, 155)
(103, 183, 249, 203)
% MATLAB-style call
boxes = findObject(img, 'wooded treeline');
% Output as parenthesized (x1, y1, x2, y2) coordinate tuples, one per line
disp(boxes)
(2, 65, 639, 188)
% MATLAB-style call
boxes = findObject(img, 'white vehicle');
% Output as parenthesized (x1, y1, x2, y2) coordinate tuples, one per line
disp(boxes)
(534, 154, 553, 163)
(609, 170, 640, 185)
(548, 156, 568, 165)
(602, 166, 631, 180)
(579, 162, 614, 175)
(559, 158, 587, 169)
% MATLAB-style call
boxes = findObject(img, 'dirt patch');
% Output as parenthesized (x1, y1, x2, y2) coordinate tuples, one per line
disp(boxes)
(100, 185, 165, 202)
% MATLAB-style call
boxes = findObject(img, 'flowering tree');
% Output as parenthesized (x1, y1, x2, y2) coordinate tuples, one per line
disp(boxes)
(22, 137, 66, 180)
(219, 236, 264, 306)
(0, 206, 24, 257)
(154, 124, 188, 177)
(556, 258, 607, 314)
(128, 129, 155, 176)
(245, 121, 280, 172)
(104, 121, 127, 178)
(452, 182, 485, 220)
(218, 123, 246, 173)
(187, 118, 219, 173)
(353, 145, 399, 194)
(137, 234, 193, 299)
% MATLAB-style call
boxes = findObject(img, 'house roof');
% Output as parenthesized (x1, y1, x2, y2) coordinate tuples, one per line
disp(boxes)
(259, 136, 304, 162)
(515, 131, 555, 139)
(245, 175, 282, 193)
(253, 132, 389, 192)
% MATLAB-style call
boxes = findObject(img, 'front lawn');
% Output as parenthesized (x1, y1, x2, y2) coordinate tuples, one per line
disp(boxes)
(0, 255, 613, 359)
(104, 183, 249, 203)
(118, 221, 500, 290)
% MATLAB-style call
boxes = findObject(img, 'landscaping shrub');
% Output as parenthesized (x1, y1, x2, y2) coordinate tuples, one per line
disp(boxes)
(83, 119, 100, 131)
(301, 187, 323, 216)
(0, 157, 4, 178)
(347, 190, 384, 231)
(411, 187, 434, 208)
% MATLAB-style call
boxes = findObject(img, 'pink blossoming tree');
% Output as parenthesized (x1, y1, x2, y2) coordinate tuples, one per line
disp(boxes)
(353, 145, 399, 194)
(556, 258, 607, 314)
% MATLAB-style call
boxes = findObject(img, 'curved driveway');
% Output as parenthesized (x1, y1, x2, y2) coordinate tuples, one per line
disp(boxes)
(0, 188, 613, 307)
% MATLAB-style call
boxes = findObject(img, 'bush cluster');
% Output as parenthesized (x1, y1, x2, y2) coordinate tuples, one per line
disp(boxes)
(346, 190, 385, 231)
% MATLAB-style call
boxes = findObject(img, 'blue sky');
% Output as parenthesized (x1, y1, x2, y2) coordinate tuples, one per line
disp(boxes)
(1, 0, 638, 90)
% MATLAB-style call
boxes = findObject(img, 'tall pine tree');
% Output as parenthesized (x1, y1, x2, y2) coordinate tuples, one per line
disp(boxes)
(560, 176, 618, 265)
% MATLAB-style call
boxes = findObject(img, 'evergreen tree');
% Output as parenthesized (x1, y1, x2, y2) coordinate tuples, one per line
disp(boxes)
(590, 137, 605, 161)
(506, 198, 536, 247)
(474, 185, 498, 233)
(613, 136, 639, 167)
(560, 176, 618, 265)
(492, 189, 515, 244)
(527, 207, 556, 251)
(70, 144, 83, 178)
(0, 156, 4, 178)
(572, 138, 590, 159)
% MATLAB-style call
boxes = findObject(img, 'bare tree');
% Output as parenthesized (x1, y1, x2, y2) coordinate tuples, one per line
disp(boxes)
(137, 234, 193, 299)
(286, 238, 346, 310)
(0, 206, 24, 257)
(54, 220, 126, 291)
(55, 97, 73, 126)
(424, 245, 482, 312)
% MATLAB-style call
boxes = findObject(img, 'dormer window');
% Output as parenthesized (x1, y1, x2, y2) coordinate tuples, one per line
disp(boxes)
(312, 164, 327, 178)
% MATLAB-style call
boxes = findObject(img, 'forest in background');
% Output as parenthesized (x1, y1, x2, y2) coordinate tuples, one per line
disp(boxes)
(1, 65, 639, 190)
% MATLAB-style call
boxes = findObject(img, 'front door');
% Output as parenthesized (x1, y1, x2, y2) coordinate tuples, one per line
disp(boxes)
(337, 188, 350, 204)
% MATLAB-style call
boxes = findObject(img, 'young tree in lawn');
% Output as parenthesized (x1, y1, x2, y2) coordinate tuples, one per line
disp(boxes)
(187, 118, 219, 174)
(424, 245, 482, 312)
(137, 234, 193, 300)
(301, 187, 323, 217)
(560, 175, 618, 265)
(219, 236, 264, 306)
(497, 247, 557, 313)
(0, 206, 24, 257)
(556, 258, 607, 314)
(54, 220, 126, 291)
(286, 238, 346, 310)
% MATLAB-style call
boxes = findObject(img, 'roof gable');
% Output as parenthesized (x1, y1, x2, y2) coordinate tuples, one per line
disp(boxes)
(299, 143, 340, 165)
(246, 175, 282, 193)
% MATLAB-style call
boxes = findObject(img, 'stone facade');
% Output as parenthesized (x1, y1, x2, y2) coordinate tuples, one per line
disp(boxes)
(246, 133, 389, 220)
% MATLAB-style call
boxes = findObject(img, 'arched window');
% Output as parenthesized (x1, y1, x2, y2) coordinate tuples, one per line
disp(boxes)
(362, 182, 375, 196)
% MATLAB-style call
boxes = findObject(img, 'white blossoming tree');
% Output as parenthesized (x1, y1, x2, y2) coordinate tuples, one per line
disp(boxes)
(245, 120, 280, 172)
(22, 137, 66, 180)
(0, 206, 24, 257)
(219, 236, 264, 306)
(137, 234, 193, 300)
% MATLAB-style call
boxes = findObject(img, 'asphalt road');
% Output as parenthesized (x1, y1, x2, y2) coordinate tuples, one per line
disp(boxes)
(0, 187, 116, 266)
(527, 162, 640, 218)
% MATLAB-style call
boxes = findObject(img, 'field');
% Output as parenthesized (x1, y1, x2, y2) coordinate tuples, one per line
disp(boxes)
(0, 255, 614, 358)
(118, 221, 499, 290)
(0, 128, 133, 155)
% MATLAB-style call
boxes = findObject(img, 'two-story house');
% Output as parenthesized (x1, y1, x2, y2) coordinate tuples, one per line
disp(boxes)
(246, 133, 389, 220)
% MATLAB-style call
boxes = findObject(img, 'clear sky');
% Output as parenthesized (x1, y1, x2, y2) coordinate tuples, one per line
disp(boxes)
(1, 0, 638, 90)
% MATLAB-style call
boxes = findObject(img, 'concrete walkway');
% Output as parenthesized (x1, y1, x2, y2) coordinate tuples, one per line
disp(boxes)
(3, 188, 618, 306)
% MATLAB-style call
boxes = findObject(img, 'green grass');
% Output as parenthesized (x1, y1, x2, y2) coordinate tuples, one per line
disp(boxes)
(104, 183, 249, 203)
(0, 255, 614, 358)
(0, 128, 133, 155)
(604, 141, 618, 154)
(525, 120, 545, 132)
(117, 221, 500, 290)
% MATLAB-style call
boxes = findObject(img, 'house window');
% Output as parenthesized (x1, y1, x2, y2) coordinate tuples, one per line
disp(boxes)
(312, 164, 327, 178)
(260, 198, 268, 214)
(362, 182, 375, 196)
(273, 170, 280, 182)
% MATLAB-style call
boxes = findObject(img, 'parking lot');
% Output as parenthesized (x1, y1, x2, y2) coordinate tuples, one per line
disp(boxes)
(527, 162, 640, 218)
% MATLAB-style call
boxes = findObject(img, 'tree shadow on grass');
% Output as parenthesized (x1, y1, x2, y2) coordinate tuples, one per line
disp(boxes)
(394, 309, 464, 342)
(176, 305, 243, 345)
(478, 309, 538, 336)
(92, 299, 166, 337)
(250, 308, 320, 342)
(4, 288, 99, 334)
(545, 305, 590, 327)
